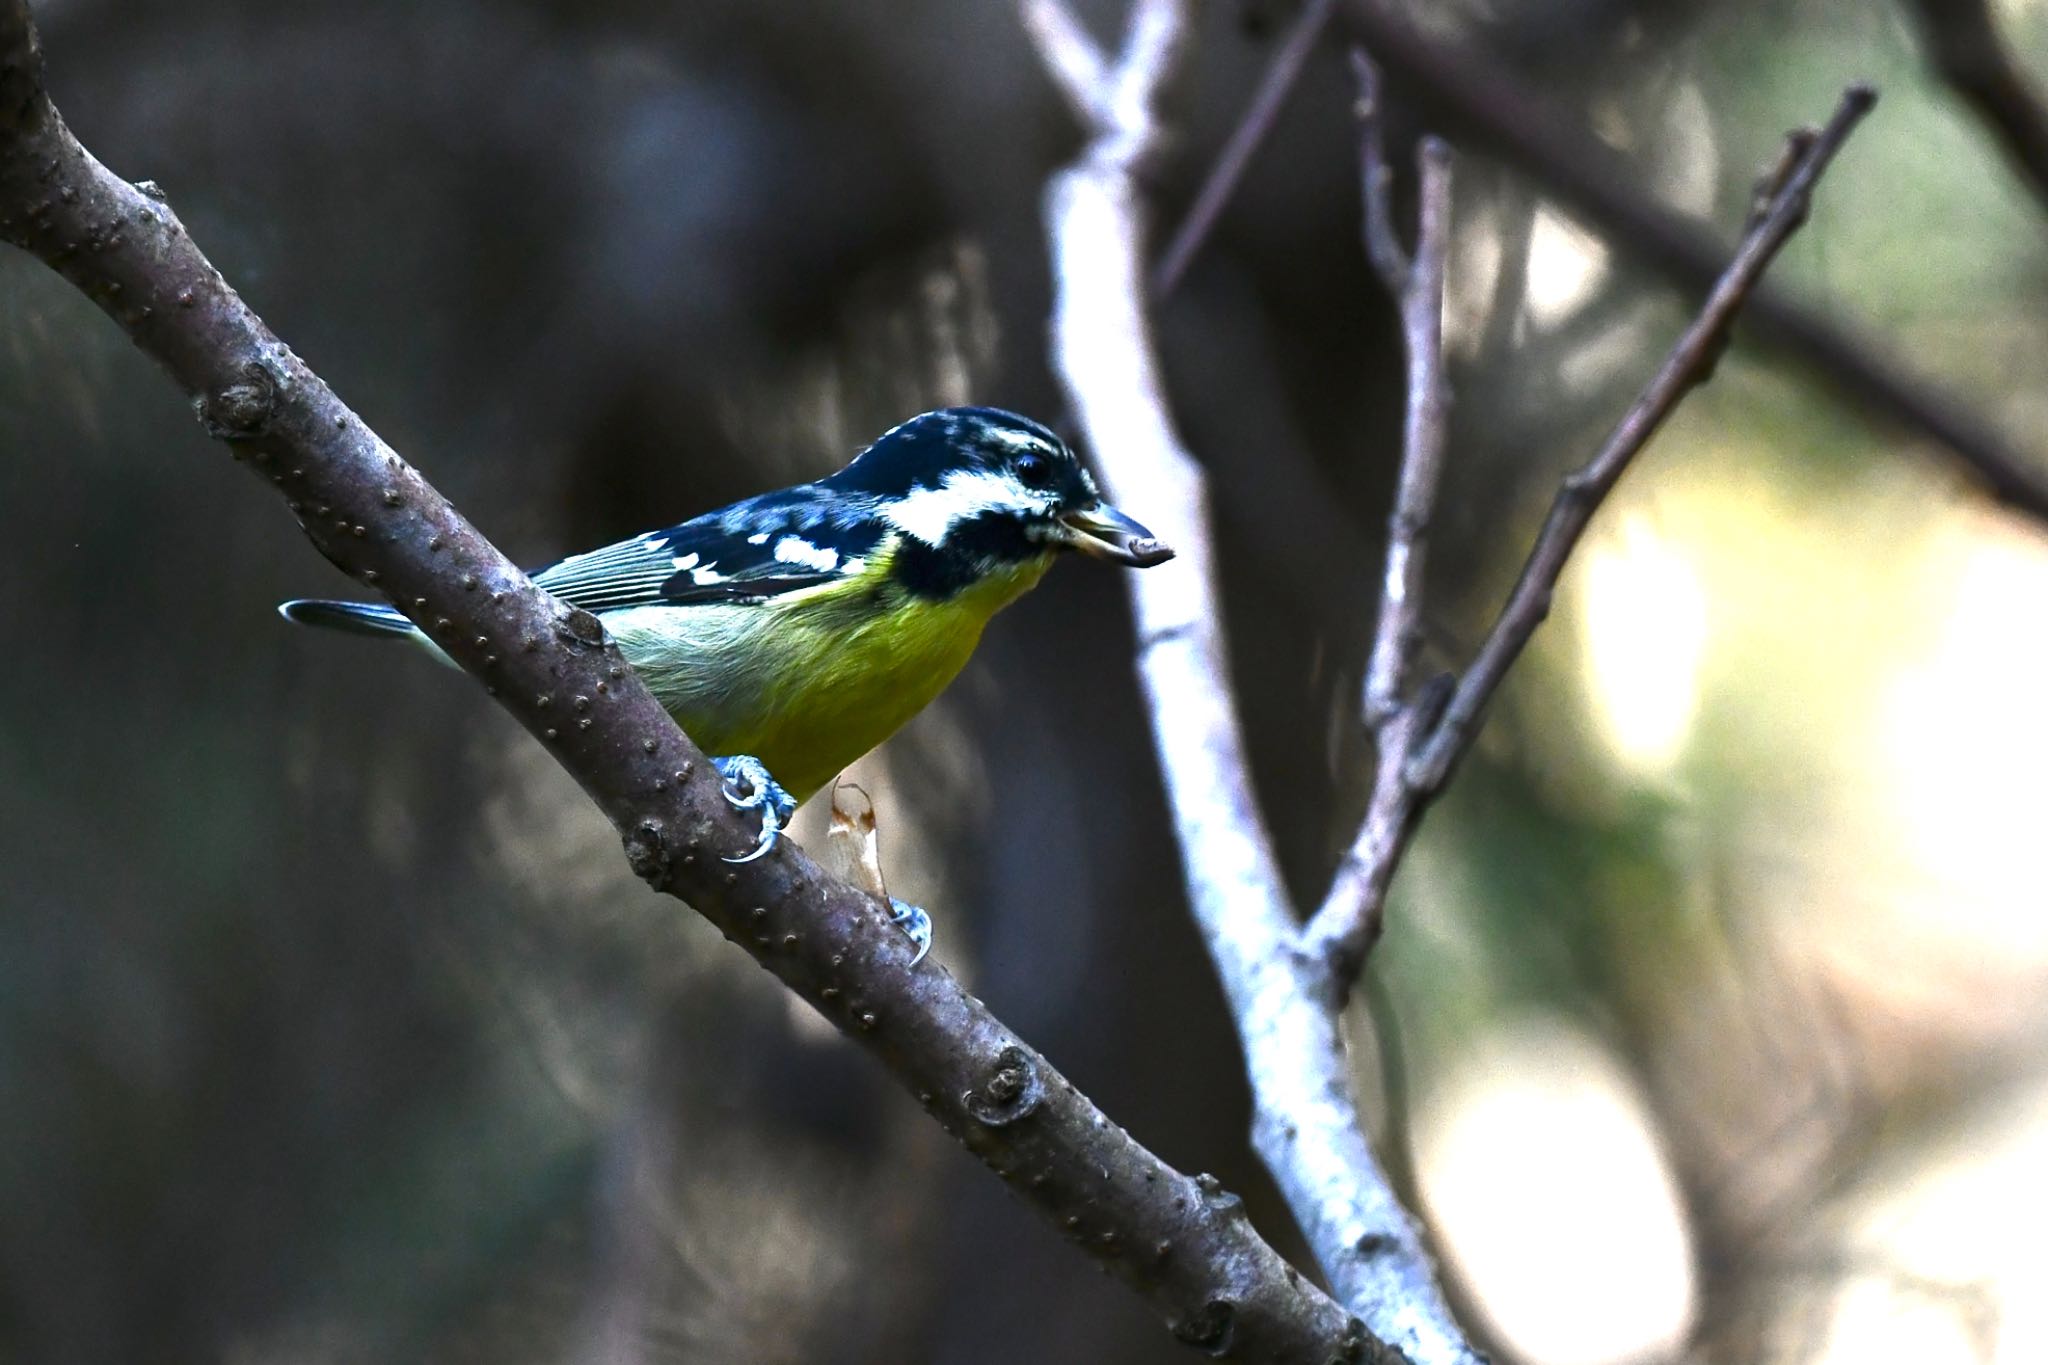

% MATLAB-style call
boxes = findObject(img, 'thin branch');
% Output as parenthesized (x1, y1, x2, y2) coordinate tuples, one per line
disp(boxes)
(1026, 5, 1481, 1362)
(1352, 50, 1412, 292)
(1906, 0, 2048, 218)
(1357, 68, 1448, 731)
(1113, 0, 1195, 118)
(1301, 52, 1452, 983)
(1019, 0, 1111, 127)
(1337, 0, 2048, 529)
(1307, 73, 1874, 982)
(1405, 86, 1877, 797)
(1151, 0, 1338, 298)
(0, 6, 1369, 1360)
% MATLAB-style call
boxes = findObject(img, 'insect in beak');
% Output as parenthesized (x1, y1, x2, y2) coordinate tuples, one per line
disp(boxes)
(1057, 504, 1175, 567)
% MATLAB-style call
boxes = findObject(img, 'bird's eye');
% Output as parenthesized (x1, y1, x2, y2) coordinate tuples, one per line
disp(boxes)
(1015, 451, 1053, 488)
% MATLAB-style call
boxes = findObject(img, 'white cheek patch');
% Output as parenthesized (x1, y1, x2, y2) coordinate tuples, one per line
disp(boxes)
(772, 536, 840, 572)
(883, 468, 1047, 545)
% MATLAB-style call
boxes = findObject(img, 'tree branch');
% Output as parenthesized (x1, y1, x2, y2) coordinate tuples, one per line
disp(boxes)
(1906, 0, 2048, 219)
(1300, 53, 1452, 983)
(1404, 86, 1875, 797)
(1019, 0, 1113, 128)
(1337, 0, 2048, 530)
(0, 5, 1371, 1359)
(1307, 82, 1875, 989)
(1025, 6, 1481, 1363)
(1030, 0, 1885, 1349)
(1151, 0, 1338, 298)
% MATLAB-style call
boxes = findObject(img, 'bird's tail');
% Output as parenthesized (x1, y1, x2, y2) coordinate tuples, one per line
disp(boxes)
(277, 598, 416, 639)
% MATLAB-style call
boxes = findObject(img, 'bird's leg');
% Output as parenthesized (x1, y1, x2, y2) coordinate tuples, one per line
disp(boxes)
(822, 779, 935, 966)
(888, 899, 933, 965)
(714, 755, 798, 864)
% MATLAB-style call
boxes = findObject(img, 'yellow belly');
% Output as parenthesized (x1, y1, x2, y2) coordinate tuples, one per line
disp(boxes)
(603, 555, 1051, 803)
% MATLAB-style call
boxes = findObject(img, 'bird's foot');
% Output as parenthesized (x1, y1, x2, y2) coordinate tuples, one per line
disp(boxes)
(888, 898, 933, 966)
(715, 755, 798, 864)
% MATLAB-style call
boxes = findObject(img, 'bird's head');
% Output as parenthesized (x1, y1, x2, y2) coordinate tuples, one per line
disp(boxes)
(829, 407, 1175, 573)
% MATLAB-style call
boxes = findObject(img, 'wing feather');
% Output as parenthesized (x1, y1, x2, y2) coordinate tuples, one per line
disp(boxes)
(531, 487, 884, 613)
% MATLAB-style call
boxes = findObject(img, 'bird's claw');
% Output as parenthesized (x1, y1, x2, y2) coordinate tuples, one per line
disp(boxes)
(715, 755, 798, 864)
(889, 898, 933, 966)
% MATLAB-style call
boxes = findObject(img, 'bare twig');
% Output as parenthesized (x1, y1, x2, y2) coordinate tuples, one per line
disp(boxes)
(1308, 72, 1874, 983)
(1151, 0, 1338, 297)
(0, 5, 1371, 1359)
(1033, 5, 1878, 1347)
(1019, 0, 1112, 127)
(1300, 53, 1452, 982)
(1353, 50, 1412, 292)
(1337, 0, 2048, 529)
(1026, 6, 1481, 1363)
(1357, 69, 1449, 731)
(1907, 0, 2048, 218)
(1405, 86, 1878, 797)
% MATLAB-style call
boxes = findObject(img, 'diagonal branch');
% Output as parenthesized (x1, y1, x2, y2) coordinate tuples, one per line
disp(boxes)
(1337, 0, 2048, 530)
(1019, 0, 1113, 127)
(0, 5, 1369, 1360)
(1025, 6, 1481, 1363)
(1151, 0, 1339, 297)
(1906, 0, 2048, 218)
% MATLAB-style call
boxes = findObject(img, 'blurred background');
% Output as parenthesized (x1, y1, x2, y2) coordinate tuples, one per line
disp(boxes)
(3, 0, 2047, 1361)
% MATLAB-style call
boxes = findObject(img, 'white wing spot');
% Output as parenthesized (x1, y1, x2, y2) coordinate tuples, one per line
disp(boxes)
(671, 552, 700, 572)
(773, 536, 840, 572)
(747, 531, 770, 545)
(691, 563, 731, 585)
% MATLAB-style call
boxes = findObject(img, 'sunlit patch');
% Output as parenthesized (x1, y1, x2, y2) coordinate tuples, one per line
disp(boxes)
(1656, 81, 1720, 216)
(1525, 205, 1610, 328)
(1577, 514, 1709, 777)
(1445, 210, 1504, 357)
(1878, 523, 2048, 956)
(1419, 1018, 1696, 1365)
(1811, 1071, 2048, 1365)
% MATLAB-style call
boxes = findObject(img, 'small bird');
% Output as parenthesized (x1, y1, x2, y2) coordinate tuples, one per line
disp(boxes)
(280, 407, 1174, 961)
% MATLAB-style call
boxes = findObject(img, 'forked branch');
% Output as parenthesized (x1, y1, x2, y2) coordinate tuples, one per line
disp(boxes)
(1030, 0, 1881, 1356)
(1026, 6, 1479, 1362)
(1308, 81, 1879, 984)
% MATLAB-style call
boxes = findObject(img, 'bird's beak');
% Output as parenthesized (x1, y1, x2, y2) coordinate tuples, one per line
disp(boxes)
(1057, 503, 1175, 567)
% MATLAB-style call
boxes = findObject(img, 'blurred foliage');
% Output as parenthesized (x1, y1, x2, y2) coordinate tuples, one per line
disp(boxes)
(5, 1, 2048, 1363)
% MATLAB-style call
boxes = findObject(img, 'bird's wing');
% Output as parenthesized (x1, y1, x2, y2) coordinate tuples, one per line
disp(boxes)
(531, 487, 885, 611)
